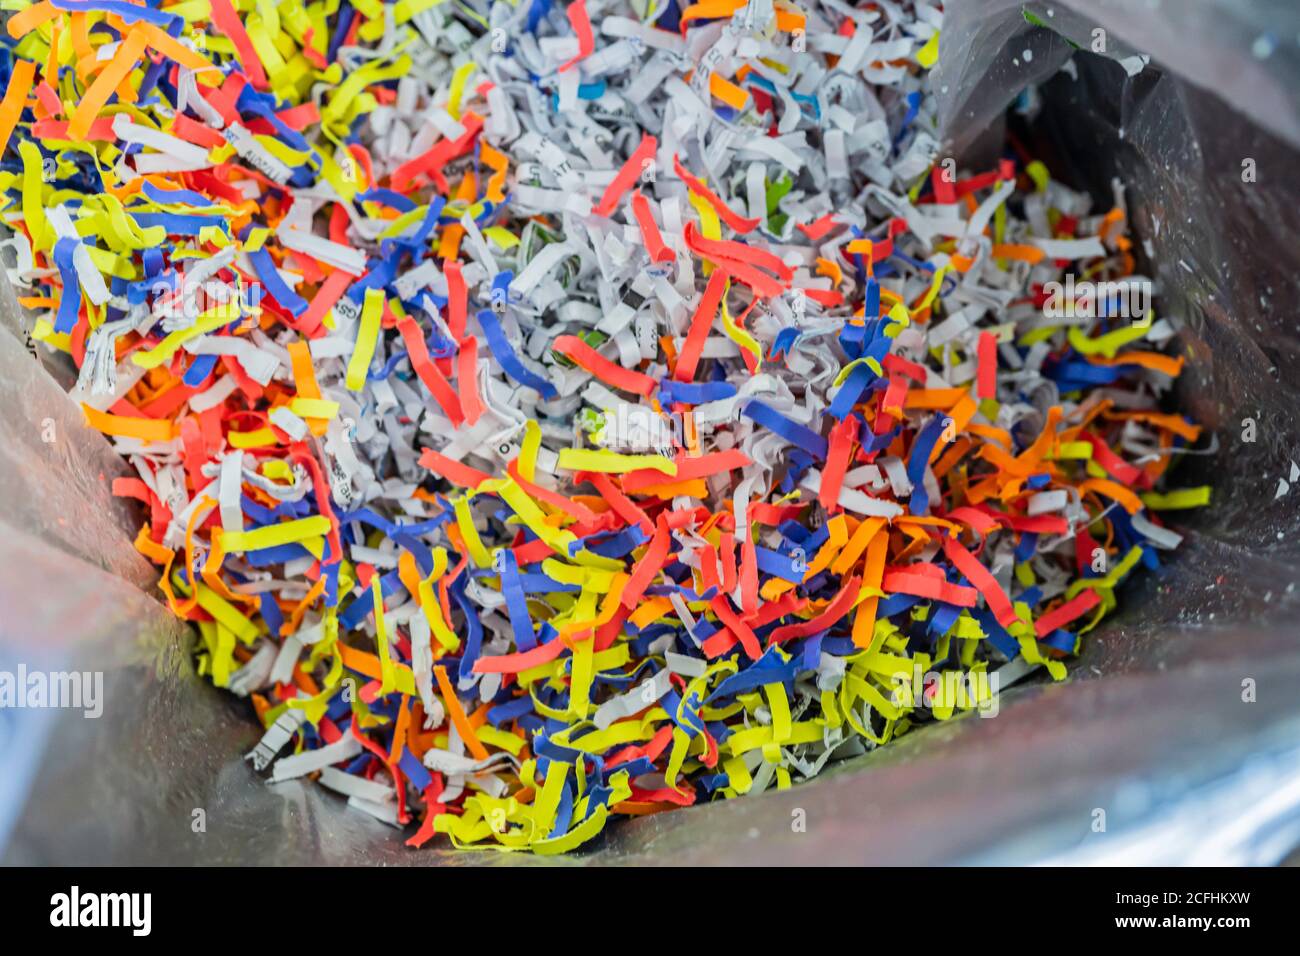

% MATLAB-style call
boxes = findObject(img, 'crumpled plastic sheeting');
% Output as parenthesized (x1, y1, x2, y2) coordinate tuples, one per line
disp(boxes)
(0, 282, 157, 591)
(937, 0, 1300, 674)
(0, 304, 191, 853)
(5, 0, 1300, 864)
(933, 0, 1300, 158)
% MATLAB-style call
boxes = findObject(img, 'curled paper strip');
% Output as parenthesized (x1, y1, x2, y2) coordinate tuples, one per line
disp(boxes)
(2, 0, 1208, 853)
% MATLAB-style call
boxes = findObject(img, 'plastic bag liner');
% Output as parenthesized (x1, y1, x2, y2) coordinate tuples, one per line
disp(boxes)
(4, 0, 1300, 866)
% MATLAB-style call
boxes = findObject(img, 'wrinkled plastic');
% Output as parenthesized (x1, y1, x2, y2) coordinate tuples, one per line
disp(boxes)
(4, 0, 1300, 865)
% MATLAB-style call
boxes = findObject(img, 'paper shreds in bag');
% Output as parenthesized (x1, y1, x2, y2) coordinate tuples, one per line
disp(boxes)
(0, 0, 1210, 853)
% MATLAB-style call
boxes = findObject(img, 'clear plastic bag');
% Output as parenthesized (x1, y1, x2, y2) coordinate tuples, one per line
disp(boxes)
(4, 0, 1300, 864)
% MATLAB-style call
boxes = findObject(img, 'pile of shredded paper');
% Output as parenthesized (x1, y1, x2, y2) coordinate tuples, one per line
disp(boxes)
(0, 0, 1211, 852)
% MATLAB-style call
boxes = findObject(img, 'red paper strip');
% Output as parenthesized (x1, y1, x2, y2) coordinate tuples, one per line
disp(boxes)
(943, 506, 1001, 535)
(739, 532, 759, 616)
(418, 448, 491, 487)
(709, 594, 762, 659)
(683, 221, 794, 284)
(297, 270, 353, 339)
(621, 520, 672, 610)
(553, 334, 659, 396)
(585, 472, 653, 534)
(558, 0, 595, 72)
(507, 459, 599, 524)
(621, 449, 750, 492)
(718, 530, 738, 593)
(445, 259, 468, 340)
(208, 0, 268, 88)
(398, 317, 464, 424)
(767, 575, 862, 646)
(630, 190, 675, 263)
(473, 637, 567, 674)
(673, 269, 727, 383)
(882, 353, 928, 383)
(594, 134, 657, 217)
(1081, 430, 1144, 487)
(977, 331, 997, 399)
(819, 416, 857, 511)
(796, 214, 841, 241)
(882, 569, 978, 607)
(941, 534, 1019, 628)
(672, 154, 761, 234)
(1034, 588, 1101, 637)
(391, 113, 483, 191)
(456, 335, 484, 425)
